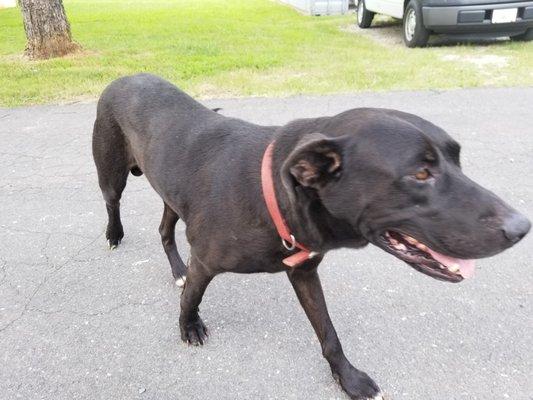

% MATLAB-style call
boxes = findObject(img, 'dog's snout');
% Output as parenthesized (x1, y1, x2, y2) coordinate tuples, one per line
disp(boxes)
(502, 213, 531, 244)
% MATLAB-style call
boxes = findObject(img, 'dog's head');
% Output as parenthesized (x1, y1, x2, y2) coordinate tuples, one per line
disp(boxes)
(282, 109, 530, 282)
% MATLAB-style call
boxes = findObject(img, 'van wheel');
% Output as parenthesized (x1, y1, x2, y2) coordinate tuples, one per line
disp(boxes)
(510, 28, 533, 41)
(403, 0, 430, 47)
(357, 0, 374, 28)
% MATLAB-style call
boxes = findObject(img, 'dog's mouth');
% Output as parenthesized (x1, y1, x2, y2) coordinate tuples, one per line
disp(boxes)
(378, 231, 475, 283)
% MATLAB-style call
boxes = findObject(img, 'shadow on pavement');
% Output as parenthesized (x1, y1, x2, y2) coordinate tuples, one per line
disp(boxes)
(351, 14, 516, 47)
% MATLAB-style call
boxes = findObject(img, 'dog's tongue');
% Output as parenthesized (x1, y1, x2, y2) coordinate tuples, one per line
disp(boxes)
(427, 249, 476, 279)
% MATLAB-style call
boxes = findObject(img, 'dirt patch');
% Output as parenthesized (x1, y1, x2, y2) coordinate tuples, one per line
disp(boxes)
(2, 48, 99, 63)
(440, 53, 510, 84)
(343, 15, 404, 47)
(441, 53, 509, 68)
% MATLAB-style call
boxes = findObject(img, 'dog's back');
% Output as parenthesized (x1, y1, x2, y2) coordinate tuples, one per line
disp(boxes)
(92, 74, 276, 248)
(93, 73, 213, 174)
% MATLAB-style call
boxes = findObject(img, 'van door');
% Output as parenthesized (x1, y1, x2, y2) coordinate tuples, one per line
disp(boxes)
(385, 0, 404, 18)
(368, 0, 403, 18)
(364, 0, 385, 14)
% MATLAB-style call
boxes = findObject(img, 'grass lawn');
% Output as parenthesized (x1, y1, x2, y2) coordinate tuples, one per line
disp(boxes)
(0, 0, 532, 107)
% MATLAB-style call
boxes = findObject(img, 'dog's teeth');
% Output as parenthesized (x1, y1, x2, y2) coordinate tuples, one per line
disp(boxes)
(416, 243, 428, 251)
(395, 243, 407, 251)
(390, 238, 399, 245)
(385, 232, 391, 238)
(448, 264, 460, 273)
(405, 236, 418, 245)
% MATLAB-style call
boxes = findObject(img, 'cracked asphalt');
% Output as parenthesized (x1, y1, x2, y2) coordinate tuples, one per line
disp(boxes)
(1, 88, 532, 400)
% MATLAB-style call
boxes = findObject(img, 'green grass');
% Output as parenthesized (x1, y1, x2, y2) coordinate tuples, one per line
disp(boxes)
(0, 0, 532, 106)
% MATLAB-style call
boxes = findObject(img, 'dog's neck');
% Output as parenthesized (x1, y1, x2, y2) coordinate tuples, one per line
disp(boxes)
(269, 136, 368, 254)
(287, 185, 366, 252)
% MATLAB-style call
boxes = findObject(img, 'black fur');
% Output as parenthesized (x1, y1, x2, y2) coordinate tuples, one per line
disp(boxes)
(92, 74, 530, 399)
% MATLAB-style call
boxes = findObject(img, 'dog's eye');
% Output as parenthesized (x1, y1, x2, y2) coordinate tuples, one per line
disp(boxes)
(414, 168, 430, 181)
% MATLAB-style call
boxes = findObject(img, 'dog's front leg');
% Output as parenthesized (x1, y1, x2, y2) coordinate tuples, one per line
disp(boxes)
(179, 257, 213, 346)
(287, 265, 382, 400)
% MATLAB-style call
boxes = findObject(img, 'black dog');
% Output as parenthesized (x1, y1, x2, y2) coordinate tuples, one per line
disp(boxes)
(92, 74, 530, 400)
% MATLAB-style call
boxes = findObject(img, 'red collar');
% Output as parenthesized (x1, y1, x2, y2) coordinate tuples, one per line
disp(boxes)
(261, 141, 318, 267)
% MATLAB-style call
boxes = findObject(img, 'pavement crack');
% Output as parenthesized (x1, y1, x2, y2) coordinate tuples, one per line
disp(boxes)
(41, 232, 52, 266)
(29, 299, 165, 318)
(0, 230, 105, 333)
(0, 283, 42, 333)
(0, 257, 6, 287)
(0, 151, 46, 159)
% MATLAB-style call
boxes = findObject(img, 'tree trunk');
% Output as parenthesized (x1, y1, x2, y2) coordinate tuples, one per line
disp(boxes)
(19, 0, 80, 60)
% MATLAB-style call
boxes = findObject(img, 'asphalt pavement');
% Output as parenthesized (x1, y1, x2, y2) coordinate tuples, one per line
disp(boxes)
(0, 87, 532, 400)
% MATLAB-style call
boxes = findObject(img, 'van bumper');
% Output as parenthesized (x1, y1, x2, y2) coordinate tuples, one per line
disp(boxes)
(422, 1, 533, 34)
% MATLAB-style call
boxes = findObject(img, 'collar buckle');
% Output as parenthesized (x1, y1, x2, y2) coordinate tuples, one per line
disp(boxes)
(282, 234, 296, 251)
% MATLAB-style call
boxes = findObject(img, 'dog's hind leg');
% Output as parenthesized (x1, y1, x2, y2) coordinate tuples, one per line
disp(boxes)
(159, 202, 188, 285)
(287, 265, 383, 400)
(92, 115, 130, 249)
(179, 256, 213, 346)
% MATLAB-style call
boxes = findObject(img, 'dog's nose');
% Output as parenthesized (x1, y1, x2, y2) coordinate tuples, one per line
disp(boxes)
(502, 213, 531, 244)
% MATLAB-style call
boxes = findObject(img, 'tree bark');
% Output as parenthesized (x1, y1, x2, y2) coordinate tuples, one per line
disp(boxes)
(19, 0, 80, 60)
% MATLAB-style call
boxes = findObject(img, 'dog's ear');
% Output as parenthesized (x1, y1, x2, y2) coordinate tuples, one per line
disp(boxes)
(282, 133, 342, 189)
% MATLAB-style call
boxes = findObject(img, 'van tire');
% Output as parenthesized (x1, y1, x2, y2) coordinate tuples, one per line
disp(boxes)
(357, 0, 374, 29)
(403, 0, 430, 47)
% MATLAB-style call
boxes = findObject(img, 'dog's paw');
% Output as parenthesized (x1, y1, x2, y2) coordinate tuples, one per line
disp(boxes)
(106, 223, 124, 249)
(332, 365, 381, 400)
(107, 239, 121, 250)
(180, 316, 208, 346)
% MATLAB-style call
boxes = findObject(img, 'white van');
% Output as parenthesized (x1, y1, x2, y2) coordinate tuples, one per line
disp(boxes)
(356, 0, 533, 46)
